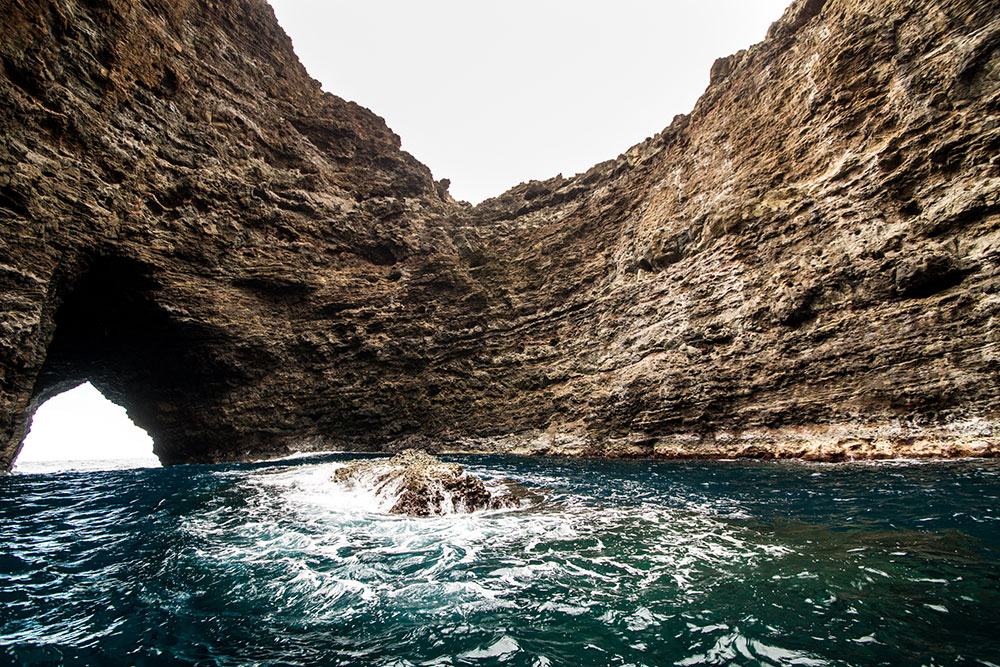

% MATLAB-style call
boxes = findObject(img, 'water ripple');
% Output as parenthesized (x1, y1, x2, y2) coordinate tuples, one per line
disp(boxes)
(2, 456, 999, 665)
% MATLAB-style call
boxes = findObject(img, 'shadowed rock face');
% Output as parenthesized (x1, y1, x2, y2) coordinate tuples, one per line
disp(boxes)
(333, 450, 520, 516)
(1, 0, 998, 469)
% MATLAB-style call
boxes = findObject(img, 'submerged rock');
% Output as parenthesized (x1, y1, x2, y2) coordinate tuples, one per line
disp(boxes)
(333, 450, 521, 516)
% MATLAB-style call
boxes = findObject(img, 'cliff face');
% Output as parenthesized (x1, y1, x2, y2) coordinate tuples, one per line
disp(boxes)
(458, 0, 1000, 460)
(1, 0, 998, 469)
(0, 0, 463, 466)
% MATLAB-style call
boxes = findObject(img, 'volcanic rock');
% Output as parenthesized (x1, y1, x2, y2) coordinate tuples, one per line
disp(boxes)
(333, 450, 520, 516)
(1, 0, 999, 469)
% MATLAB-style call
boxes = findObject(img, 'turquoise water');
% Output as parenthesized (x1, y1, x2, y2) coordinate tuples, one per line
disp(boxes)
(2, 454, 999, 666)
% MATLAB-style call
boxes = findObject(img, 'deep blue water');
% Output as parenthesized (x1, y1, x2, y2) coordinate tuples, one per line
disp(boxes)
(2, 454, 999, 666)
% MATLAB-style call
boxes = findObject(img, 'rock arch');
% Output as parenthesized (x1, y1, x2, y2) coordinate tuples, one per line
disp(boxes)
(9, 256, 217, 466)
(16, 381, 155, 464)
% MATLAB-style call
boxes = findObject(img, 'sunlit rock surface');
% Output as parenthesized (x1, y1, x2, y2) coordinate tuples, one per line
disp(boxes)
(1, 0, 998, 469)
(333, 450, 520, 516)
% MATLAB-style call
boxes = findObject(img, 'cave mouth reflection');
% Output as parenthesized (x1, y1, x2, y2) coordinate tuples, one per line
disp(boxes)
(15, 382, 159, 472)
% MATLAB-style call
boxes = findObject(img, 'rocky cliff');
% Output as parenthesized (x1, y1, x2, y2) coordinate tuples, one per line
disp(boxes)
(1, 0, 998, 469)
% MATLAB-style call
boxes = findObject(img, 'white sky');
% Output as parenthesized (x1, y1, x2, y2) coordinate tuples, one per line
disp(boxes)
(268, 0, 791, 203)
(18, 0, 790, 465)
(17, 383, 156, 465)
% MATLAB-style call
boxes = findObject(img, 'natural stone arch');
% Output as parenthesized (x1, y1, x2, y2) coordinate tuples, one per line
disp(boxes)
(7, 254, 246, 468)
(16, 381, 155, 464)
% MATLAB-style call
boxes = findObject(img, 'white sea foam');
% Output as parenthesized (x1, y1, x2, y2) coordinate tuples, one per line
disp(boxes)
(9, 456, 998, 665)
(174, 457, 979, 667)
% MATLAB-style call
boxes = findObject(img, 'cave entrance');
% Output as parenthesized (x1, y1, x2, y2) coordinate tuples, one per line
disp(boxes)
(16, 255, 197, 469)
(15, 382, 158, 472)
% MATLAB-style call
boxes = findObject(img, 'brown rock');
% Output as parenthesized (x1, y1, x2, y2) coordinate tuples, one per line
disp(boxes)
(333, 450, 520, 516)
(0, 0, 998, 470)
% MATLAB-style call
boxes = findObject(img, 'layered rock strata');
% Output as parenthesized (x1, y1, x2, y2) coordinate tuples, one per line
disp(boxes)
(1, 0, 998, 469)
(333, 449, 520, 516)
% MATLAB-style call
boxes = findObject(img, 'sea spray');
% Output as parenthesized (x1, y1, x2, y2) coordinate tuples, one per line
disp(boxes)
(330, 449, 522, 515)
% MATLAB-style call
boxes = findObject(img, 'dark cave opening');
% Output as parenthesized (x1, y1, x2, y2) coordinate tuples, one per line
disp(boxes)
(24, 255, 195, 465)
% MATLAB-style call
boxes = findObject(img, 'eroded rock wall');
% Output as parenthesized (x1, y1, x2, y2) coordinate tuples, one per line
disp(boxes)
(455, 0, 1000, 459)
(0, 0, 473, 466)
(1, 0, 997, 468)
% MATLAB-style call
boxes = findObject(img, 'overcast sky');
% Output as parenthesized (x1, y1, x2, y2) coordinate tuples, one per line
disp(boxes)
(16, 383, 156, 466)
(19, 0, 791, 465)
(269, 0, 791, 203)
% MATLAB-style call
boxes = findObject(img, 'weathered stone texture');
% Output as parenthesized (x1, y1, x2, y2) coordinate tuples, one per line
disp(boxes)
(333, 449, 520, 516)
(1, 0, 998, 469)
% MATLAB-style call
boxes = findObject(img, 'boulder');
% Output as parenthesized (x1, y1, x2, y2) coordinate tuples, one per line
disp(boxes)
(333, 450, 521, 516)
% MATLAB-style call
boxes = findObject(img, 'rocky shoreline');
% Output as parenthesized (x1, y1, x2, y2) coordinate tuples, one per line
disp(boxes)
(297, 423, 999, 464)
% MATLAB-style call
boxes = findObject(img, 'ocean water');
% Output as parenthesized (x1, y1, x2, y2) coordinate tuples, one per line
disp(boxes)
(2, 454, 999, 666)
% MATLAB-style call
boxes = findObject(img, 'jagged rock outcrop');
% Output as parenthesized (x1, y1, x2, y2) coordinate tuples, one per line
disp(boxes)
(333, 449, 520, 516)
(1, 0, 998, 470)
